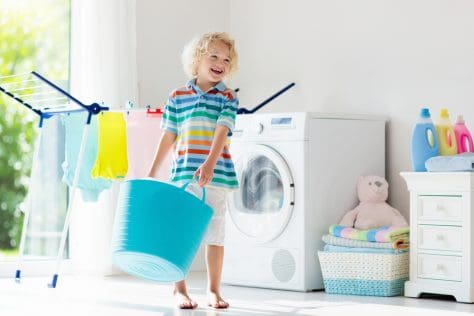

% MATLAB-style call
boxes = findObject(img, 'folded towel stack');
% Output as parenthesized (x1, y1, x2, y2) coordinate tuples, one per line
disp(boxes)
(323, 225, 409, 253)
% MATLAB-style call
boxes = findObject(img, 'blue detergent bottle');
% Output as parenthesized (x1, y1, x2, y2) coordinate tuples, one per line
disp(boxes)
(411, 108, 439, 171)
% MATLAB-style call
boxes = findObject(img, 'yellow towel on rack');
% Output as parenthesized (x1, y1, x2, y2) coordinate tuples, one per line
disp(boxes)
(91, 112, 128, 179)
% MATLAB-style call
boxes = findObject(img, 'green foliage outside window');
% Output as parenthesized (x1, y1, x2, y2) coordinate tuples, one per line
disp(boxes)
(0, 0, 70, 251)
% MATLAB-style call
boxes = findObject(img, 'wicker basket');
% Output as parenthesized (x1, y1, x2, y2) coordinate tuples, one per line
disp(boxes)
(318, 251, 409, 296)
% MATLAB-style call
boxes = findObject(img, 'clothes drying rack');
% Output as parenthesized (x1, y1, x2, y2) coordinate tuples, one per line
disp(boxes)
(0, 70, 295, 288)
(237, 82, 295, 114)
(0, 71, 109, 288)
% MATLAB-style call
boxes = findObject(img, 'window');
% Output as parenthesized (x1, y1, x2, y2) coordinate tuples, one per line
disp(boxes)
(0, 0, 70, 277)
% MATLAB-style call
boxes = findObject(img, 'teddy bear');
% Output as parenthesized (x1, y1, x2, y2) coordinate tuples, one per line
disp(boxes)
(339, 175, 408, 230)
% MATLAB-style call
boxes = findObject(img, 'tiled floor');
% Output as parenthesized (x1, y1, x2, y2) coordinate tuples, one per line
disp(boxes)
(1, 272, 474, 316)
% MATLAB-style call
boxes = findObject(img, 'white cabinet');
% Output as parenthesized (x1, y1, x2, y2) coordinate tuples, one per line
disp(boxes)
(400, 172, 474, 303)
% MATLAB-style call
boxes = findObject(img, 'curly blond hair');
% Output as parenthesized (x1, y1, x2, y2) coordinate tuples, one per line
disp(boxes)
(181, 32, 239, 79)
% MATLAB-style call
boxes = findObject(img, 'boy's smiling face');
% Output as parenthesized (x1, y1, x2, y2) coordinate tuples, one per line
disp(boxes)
(196, 40, 231, 90)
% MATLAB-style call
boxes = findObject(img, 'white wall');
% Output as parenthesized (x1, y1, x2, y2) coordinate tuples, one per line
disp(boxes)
(229, 0, 474, 218)
(136, 0, 230, 107)
(137, 0, 474, 239)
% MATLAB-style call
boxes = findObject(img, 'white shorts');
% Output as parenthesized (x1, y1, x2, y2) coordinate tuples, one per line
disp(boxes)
(185, 183, 228, 246)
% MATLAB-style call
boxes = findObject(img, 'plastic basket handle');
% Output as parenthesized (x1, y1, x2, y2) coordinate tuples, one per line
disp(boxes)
(180, 182, 206, 203)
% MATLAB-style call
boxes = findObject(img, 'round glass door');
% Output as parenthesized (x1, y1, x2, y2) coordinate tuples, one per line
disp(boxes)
(229, 144, 294, 243)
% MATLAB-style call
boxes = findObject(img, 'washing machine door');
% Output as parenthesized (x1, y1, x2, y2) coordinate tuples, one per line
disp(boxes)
(229, 144, 295, 244)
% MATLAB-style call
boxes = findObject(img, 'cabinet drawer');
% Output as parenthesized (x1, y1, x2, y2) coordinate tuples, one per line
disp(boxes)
(417, 196, 462, 222)
(418, 254, 462, 281)
(418, 225, 462, 252)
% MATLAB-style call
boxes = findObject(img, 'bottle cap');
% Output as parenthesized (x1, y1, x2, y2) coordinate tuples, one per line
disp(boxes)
(456, 115, 465, 124)
(420, 108, 430, 118)
(440, 108, 449, 119)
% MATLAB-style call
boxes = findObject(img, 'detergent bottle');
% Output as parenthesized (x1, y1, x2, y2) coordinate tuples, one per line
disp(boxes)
(454, 115, 474, 153)
(411, 108, 439, 171)
(436, 108, 457, 156)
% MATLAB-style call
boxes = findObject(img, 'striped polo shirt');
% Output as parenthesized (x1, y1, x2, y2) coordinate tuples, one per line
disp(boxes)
(161, 79, 239, 189)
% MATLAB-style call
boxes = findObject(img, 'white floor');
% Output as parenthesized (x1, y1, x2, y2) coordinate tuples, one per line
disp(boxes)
(1, 272, 474, 316)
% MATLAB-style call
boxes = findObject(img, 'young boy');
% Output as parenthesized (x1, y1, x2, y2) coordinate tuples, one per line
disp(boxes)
(148, 32, 239, 309)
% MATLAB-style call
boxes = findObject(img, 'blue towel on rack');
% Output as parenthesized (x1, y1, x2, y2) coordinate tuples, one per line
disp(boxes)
(62, 112, 112, 201)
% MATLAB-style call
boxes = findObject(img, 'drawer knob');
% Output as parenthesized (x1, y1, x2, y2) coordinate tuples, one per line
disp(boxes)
(436, 264, 445, 272)
(436, 234, 445, 241)
(436, 204, 445, 212)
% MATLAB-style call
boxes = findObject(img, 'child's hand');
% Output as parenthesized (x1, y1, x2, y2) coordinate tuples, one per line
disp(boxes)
(194, 162, 214, 187)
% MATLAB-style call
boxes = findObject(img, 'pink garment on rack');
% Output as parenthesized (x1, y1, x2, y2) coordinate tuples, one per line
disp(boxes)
(125, 110, 171, 180)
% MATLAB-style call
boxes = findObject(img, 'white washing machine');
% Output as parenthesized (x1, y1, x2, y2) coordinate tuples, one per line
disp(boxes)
(222, 112, 385, 291)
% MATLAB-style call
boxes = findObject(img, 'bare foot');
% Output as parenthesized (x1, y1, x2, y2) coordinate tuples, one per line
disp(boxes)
(174, 290, 198, 309)
(207, 292, 229, 309)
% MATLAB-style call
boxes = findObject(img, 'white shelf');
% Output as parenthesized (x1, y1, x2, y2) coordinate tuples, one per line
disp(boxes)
(400, 172, 474, 303)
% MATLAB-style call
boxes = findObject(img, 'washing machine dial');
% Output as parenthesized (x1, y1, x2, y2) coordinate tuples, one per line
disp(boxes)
(251, 122, 264, 135)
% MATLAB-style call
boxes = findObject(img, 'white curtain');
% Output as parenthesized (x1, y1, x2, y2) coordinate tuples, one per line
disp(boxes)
(69, 0, 137, 275)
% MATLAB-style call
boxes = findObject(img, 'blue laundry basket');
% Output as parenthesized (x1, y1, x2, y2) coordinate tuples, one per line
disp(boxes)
(112, 179, 213, 282)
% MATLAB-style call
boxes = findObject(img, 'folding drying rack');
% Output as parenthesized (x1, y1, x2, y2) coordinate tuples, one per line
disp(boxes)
(0, 71, 108, 288)
(0, 70, 295, 288)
